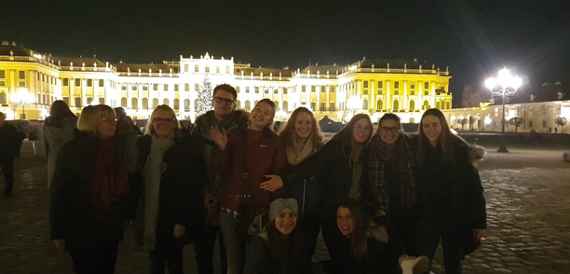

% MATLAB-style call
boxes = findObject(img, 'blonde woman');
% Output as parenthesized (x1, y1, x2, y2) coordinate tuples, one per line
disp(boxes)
(50, 104, 138, 274)
(277, 107, 325, 261)
(132, 105, 197, 274)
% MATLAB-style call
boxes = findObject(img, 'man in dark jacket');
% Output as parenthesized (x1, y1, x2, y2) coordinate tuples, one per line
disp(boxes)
(0, 112, 25, 196)
(191, 84, 248, 274)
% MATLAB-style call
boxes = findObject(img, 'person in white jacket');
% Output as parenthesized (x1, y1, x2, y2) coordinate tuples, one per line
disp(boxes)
(41, 100, 77, 188)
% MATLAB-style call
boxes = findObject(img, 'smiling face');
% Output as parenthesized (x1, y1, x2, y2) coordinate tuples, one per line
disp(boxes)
(151, 109, 176, 138)
(249, 101, 275, 130)
(213, 89, 236, 119)
(336, 206, 354, 237)
(422, 115, 443, 146)
(378, 119, 400, 144)
(96, 114, 116, 140)
(294, 112, 313, 140)
(352, 118, 372, 144)
(274, 208, 298, 236)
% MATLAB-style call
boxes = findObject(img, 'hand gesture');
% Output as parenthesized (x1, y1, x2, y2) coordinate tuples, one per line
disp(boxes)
(259, 175, 284, 192)
(173, 224, 186, 239)
(209, 127, 228, 151)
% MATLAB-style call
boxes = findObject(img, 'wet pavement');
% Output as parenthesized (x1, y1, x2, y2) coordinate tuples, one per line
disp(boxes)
(1, 142, 569, 273)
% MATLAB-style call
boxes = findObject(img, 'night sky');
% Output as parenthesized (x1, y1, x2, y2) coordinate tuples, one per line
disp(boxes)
(2, 0, 569, 105)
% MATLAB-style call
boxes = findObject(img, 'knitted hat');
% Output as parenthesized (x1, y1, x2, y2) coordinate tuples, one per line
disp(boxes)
(269, 198, 298, 221)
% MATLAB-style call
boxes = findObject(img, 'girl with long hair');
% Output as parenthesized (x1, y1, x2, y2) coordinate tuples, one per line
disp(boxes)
(261, 113, 375, 269)
(414, 108, 487, 274)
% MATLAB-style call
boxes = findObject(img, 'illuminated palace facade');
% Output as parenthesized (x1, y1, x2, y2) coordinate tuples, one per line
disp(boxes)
(0, 42, 452, 122)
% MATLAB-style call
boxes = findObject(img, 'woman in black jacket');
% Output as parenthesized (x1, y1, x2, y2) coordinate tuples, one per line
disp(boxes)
(131, 104, 202, 274)
(277, 107, 325, 259)
(261, 114, 376, 266)
(50, 105, 138, 274)
(414, 108, 487, 274)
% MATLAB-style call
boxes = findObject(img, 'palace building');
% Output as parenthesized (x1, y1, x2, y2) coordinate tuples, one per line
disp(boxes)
(0, 41, 453, 122)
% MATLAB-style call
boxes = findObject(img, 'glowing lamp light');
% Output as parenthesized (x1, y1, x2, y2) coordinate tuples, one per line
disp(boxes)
(484, 115, 493, 126)
(485, 67, 523, 97)
(11, 88, 35, 105)
(347, 95, 361, 111)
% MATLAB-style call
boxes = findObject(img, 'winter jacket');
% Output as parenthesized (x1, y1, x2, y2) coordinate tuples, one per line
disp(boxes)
(281, 142, 322, 219)
(414, 134, 487, 230)
(192, 110, 249, 193)
(244, 229, 311, 274)
(280, 139, 377, 218)
(131, 134, 208, 247)
(220, 128, 287, 212)
(0, 123, 25, 160)
(49, 133, 138, 247)
(41, 116, 77, 188)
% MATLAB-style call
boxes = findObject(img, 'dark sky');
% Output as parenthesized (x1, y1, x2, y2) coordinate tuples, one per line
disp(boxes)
(2, 0, 569, 104)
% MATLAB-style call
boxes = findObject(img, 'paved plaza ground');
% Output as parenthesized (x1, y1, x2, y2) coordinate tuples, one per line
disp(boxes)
(1, 142, 569, 274)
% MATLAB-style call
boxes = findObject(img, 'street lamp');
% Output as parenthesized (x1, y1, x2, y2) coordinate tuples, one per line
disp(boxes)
(10, 88, 35, 120)
(484, 67, 523, 152)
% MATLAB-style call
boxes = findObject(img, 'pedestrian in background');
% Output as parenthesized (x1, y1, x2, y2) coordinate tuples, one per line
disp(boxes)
(0, 111, 25, 196)
(41, 100, 77, 188)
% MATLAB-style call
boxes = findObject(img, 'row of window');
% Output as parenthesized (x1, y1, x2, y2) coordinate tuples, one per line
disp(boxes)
(0, 92, 54, 106)
(182, 64, 232, 74)
(361, 80, 431, 90)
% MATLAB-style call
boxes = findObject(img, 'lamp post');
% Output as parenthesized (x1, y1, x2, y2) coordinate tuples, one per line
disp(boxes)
(10, 88, 35, 120)
(484, 67, 523, 153)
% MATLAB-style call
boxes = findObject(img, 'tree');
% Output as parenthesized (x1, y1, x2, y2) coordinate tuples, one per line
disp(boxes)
(555, 117, 567, 133)
(195, 78, 213, 115)
(459, 118, 468, 130)
(508, 117, 523, 133)
(461, 84, 490, 107)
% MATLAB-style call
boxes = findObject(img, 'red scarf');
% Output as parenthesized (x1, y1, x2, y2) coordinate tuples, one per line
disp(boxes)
(90, 138, 129, 221)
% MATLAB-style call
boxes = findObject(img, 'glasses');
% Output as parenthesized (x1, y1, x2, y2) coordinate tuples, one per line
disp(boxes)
(213, 97, 235, 105)
(153, 117, 174, 123)
(380, 126, 399, 132)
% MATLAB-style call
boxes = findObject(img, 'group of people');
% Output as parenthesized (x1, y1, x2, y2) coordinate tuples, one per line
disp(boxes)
(43, 83, 486, 274)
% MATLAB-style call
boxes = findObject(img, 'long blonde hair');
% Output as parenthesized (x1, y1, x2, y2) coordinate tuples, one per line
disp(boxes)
(144, 104, 180, 136)
(278, 107, 322, 148)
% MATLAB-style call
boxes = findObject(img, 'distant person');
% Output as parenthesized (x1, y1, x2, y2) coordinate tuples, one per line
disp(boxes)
(0, 112, 25, 196)
(41, 100, 77, 188)
(50, 105, 139, 274)
(115, 107, 142, 135)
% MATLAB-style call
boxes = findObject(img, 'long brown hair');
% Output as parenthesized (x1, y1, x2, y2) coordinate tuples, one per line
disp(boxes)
(416, 108, 455, 166)
(278, 107, 322, 148)
(337, 200, 368, 258)
(331, 113, 373, 146)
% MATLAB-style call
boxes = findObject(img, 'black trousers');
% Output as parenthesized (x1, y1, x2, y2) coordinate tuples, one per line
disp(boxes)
(389, 214, 419, 257)
(67, 242, 119, 274)
(193, 225, 218, 274)
(150, 245, 183, 274)
(416, 222, 465, 274)
(0, 158, 15, 194)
